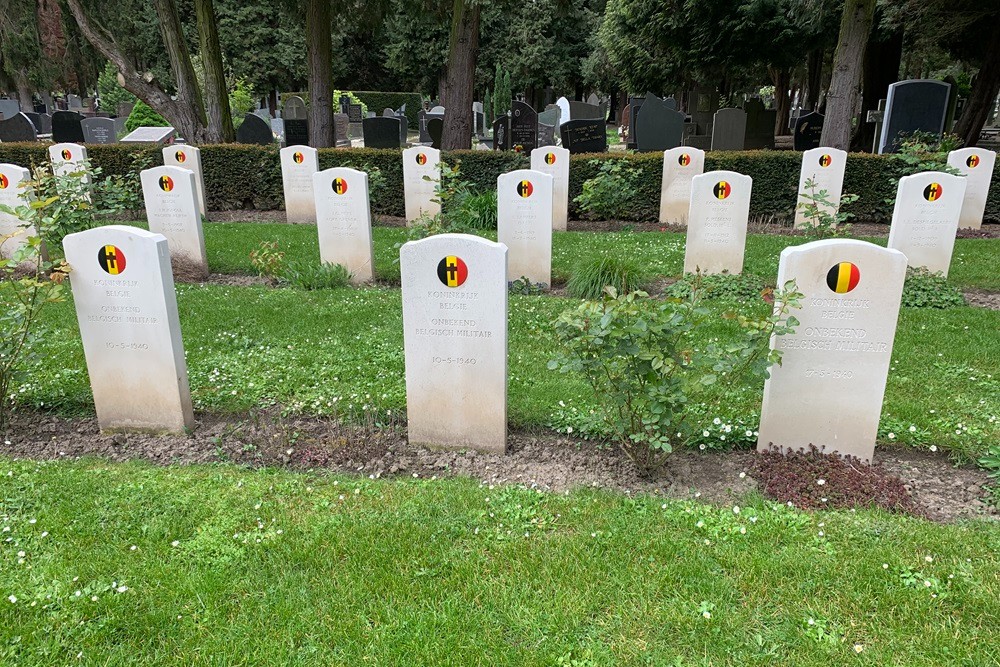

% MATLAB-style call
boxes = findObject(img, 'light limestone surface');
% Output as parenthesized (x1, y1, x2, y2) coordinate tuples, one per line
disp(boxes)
(163, 145, 207, 217)
(683, 170, 752, 275)
(280, 145, 319, 223)
(887, 171, 966, 277)
(402, 146, 441, 223)
(313, 167, 374, 283)
(794, 147, 847, 229)
(63, 225, 194, 433)
(48, 143, 91, 185)
(947, 148, 996, 230)
(658, 147, 705, 225)
(140, 166, 208, 276)
(0, 164, 34, 266)
(400, 233, 508, 453)
(497, 169, 553, 287)
(758, 239, 906, 462)
(530, 146, 570, 231)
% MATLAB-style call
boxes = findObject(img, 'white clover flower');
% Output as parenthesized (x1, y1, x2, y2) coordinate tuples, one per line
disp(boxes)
(7, 596, 15, 604)
(739, 472, 746, 479)
(713, 418, 721, 425)
(888, 433, 896, 440)
(925, 556, 933, 563)
(817, 479, 826, 486)
(929, 445, 938, 452)
(909, 425, 917, 433)
(854, 644, 864, 654)
(733, 505, 741, 514)
(702, 611, 711, 619)
(171, 541, 179, 547)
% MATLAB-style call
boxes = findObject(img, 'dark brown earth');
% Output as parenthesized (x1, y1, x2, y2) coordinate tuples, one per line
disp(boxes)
(2, 410, 993, 523)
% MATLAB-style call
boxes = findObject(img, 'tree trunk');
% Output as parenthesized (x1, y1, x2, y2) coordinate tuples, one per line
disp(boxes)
(441, 0, 479, 150)
(771, 66, 791, 136)
(805, 48, 824, 110)
(153, 0, 208, 132)
(305, 0, 334, 148)
(16, 79, 33, 110)
(954, 29, 1000, 148)
(820, 0, 877, 151)
(851, 25, 903, 152)
(195, 0, 234, 142)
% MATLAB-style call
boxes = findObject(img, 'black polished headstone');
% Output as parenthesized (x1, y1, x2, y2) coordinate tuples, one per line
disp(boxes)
(363, 116, 402, 148)
(569, 101, 604, 121)
(492, 115, 510, 151)
(347, 104, 364, 123)
(38, 113, 52, 135)
(22, 112, 43, 133)
(81, 117, 118, 144)
(510, 101, 538, 152)
(51, 110, 86, 143)
(0, 113, 38, 142)
(560, 119, 607, 154)
(626, 95, 645, 150)
(878, 79, 951, 154)
(284, 119, 308, 146)
(427, 118, 443, 149)
(743, 99, 776, 150)
(793, 112, 824, 151)
(634, 93, 683, 152)
(235, 113, 274, 145)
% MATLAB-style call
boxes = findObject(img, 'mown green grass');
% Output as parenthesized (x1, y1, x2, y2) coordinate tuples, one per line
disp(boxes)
(2, 458, 999, 666)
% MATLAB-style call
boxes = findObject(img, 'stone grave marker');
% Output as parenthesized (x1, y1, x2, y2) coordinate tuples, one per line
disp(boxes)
(793, 112, 824, 151)
(163, 145, 207, 217)
(346, 104, 364, 123)
(418, 110, 431, 143)
(121, 127, 175, 143)
(659, 147, 705, 225)
(492, 115, 510, 150)
(63, 225, 195, 433)
(283, 96, 309, 146)
(312, 167, 374, 283)
(0, 164, 35, 268)
(48, 143, 90, 182)
(430, 105, 445, 115)
(382, 108, 395, 118)
(626, 95, 645, 150)
(879, 79, 951, 154)
(743, 99, 777, 150)
(81, 117, 118, 144)
(538, 107, 560, 129)
(427, 117, 443, 149)
(37, 113, 52, 135)
(887, 172, 966, 277)
(947, 148, 996, 230)
(497, 169, 554, 286)
(0, 113, 38, 142)
(560, 119, 607, 153)
(67, 94, 82, 109)
(757, 240, 907, 462)
(235, 113, 273, 144)
(270, 117, 286, 144)
(280, 145, 319, 223)
(556, 96, 571, 124)
(710, 108, 747, 151)
(117, 102, 135, 119)
(403, 146, 441, 223)
(113, 117, 127, 137)
(334, 113, 351, 147)
(510, 101, 538, 152)
(530, 146, 569, 231)
(400, 233, 508, 453)
(537, 123, 556, 147)
(51, 110, 86, 143)
(363, 116, 401, 148)
(22, 112, 43, 134)
(473, 101, 485, 136)
(0, 99, 20, 120)
(569, 100, 605, 121)
(140, 166, 208, 277)
(794, 147, 848, 230)
(635, 93, 684, 152)
(683, 170, 752, 274)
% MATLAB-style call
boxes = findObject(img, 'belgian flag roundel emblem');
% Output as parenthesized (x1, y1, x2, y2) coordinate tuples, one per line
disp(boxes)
(292, 152, 304, 164)
(967, 154, 980, 168)
(713, 181, 731, 200)
(819, 154, 832, 168)
(517, 180, 533, 198)
(678, 153, 691, 167)
(98, 245, 126, 275)
(175, 150, 187, 163)
(61, 149, 72, 160)
(416, 153, 428, 165)
(158, 175, 174, 192)
(332, 177, 348, 195)
(544, 152, 557, 165)
(923, 182, 943, 202)
(437, 256, 468, 287)
(0, 173, 8, 190)
(826, 262, 860, 294)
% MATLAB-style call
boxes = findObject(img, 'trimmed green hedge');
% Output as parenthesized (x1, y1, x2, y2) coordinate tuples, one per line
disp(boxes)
(2, 142, 998, 223)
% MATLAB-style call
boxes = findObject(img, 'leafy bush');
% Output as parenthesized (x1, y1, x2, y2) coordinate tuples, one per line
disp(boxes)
(96, 62, 136, 114)
(548, 282, 801, 476)
(666, 272, 770, 304)
(796, 177, 859, 239)
(901, 267, 966, 308)
(573, 159, 643, 220)
(280, 260, 351, 290)
(249, 240, 285, 280)
(125, 100, 170, 132)
(450, 190, 498, 230)
(509, 276, 545, 295)
(229, 78, 256, 129)
(566, 255, 648, 299)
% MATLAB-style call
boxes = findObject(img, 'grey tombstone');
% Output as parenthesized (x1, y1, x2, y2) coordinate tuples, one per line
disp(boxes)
(538, 107, 560, 128)
(537, 123, 556, 147)
(270, 117, 285, 144)
(38, 113, 52, 135)
(743, 99, 776, 150)
(346, 104, 364, 123)
(117, 102, 135, 119)
(492, 115, 510, 150)
(430, 105, 445, 115)
(664, 97, 678, 111)
(235, 113, 274, 145)
(334, 113, 351, 147)
(626, 95, 645, 150)
(556, 97, 571, 124)
(793, 112, 824, 151)
(51, 110, 86, 143)
(0, 113, 38, 142)
(284, 96, 307, 119)
(23, 112, 42, 133)
(81, 117, 118, 144)
(67, 94, 82, 109)
(473, 101, 485, 136)
(634, 93, 684, 152)
(283, 95, 309, 146)
(878, 79, 952, 154)
(121, 126, 175, 144)
(510, 100, 538, 152)
(427, 117, 443, 149)
(113, 117, 127, 137)
(0, 99, 20, 121)
(569, 101, 605, 122)
(560, 119, 607, 153)
(710, 108, 747, 151)
(383, 108, 395, 117)
(363, 116, 402, 148)
(397, 113, 409, 146)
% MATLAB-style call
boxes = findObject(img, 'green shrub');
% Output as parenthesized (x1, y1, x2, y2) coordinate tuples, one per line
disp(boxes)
(574, 159, 643, 220)
(229, 79, 256, 129)
(567, 256, 648, 299)
(666, 273, 770, 304)
(450, 190, 498, 230)
(125, 101, 170, 132)
(280, 260, 351, 290)
(901, 267, 966, 308)
(96, 62, 136, 114)
(796, 177, 859, 239)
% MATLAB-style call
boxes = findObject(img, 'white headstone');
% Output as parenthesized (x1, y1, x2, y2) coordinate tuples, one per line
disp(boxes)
(556, 97, 571, 125)
(497, 169, 554, 287)
(400, 233, 508, 453)
(794, 147, 847, 229)
(48, 143, 90, 183)
(683, 170, 752, 274)
(0, 164, 35, 267)
(658, 147, 705, 225)
(313, 167, 374, 284)
(402, 146, 441, 223)
(947, 148, 996, 230)
(887, 171, 966, 277)
(140, 166, 208, 277)
(62, 225, 195, 433)
(530, 146, 570, 231)
(163, 145, 207, 217)
(758, 240, 907, 462)
(279, 145, 319, 223)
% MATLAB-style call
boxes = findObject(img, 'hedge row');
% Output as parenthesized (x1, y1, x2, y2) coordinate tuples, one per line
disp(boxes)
(2, 143, 998, 223)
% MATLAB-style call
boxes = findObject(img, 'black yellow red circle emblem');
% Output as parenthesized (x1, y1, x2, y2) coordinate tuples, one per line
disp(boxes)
(0, 173, 8, 189)
(437, 256, 468, 287)
(98, 245, 127, 276)
(416, 153, 428, 165)
(923, 182, 943, 202)
(713, 181, 732, 200)
(826, 262, 860, 294)
(332, 177, 348, 195)
(516, 180, 533, 198)
(967, 155, 980, 168)
(544, 152, 557, 165)
(293, 152, 304, 164)
(175, 150, 187, 163)
(819, 154, 833, 168)
(158, 175, 174, 192)
(61, 149, 72, 160)
(678, 153, 691, 166)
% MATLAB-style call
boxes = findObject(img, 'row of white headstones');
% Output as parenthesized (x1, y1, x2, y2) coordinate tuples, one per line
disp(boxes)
(0, 143, 995, 462)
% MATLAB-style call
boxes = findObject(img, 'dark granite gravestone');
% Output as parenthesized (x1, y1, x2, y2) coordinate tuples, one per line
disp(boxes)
(743, 99, 776, 150)
(81, 117, 118, 144)
(283, 96, 309, 146)
(560, 119, 607, 153)
(38, 113, 52, 135)
(537, 123, 556, 147)
(421, 110, 444, 144)
(626, 95, 645, 150)
(363, 116, 402, 148)
(510, 101, 538, 152)
(427, 118, 443, 149)
(418, 111, 430, 143)
(878, 79, 952, 154)
(339, 94, 351, 112)
(346, 104, 363, 122)
(0, 113, 38, 142)
(664, 97, 677, 111)
(235, 113, 274, 144)
(634, 93, 684, 152)
(397, 114, 408, 145)
(792, 112, 824, 151)
(0, 99, 20, 120)
(51, 110, 86, 143)
(710, 108, 746, 151)
(492, 115, 510, 150)
(569, 101, 605, 121)
(22, 112, 43, 133)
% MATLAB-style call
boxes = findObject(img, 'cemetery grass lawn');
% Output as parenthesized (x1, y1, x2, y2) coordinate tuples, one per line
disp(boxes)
(2, 458, 1000, 666)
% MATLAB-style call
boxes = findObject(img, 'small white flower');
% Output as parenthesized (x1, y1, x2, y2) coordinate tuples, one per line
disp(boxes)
(816, 479, 826, 486)
(7, 595, 15, 604)
(929, 445, 938, 452)
(925, 556, 933, 563)
(129, 545, 137, 551)
(854, 644, 864, 654)
(739, 472, 746, 479)
(882, 563, 889, 569)
(909, 425, 917, 433)
(17, 551, 24, 558)
(888, 432, 896, 440)
(171, 540, 179, 547)
(923, 580, 932, 587)
(733, 505, 741, 514)
(116, 585, 128, 593)
(702, 611, 711, 619)
(807, 618, 815, 625)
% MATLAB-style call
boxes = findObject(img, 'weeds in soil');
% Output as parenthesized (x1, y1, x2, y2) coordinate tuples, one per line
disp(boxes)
(248, 240, 350, 289)
(566, 255, 648, 299)
(901, 267, 966, 309)
(796, 177, 858, 240)
(666, 273, 770, 304)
